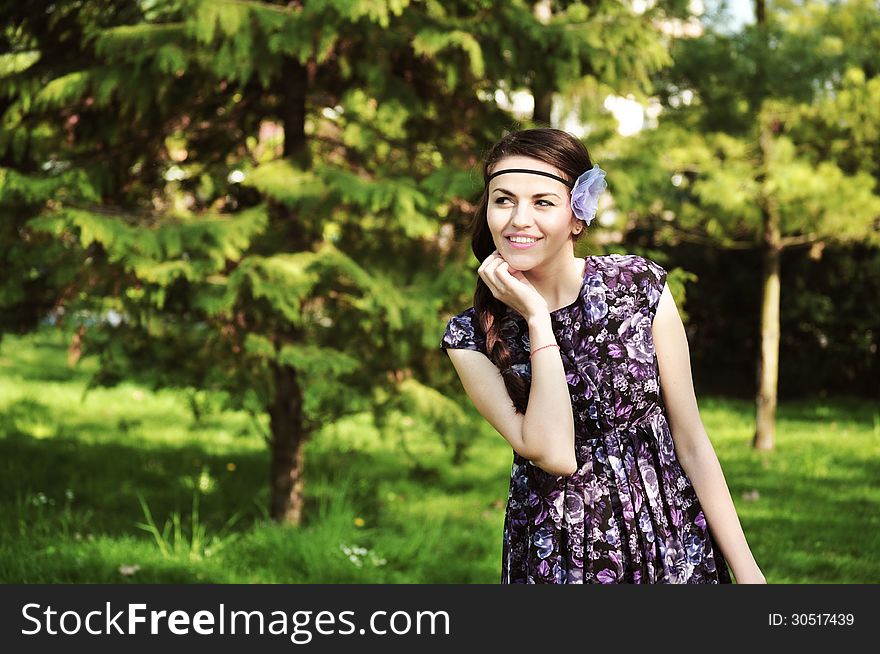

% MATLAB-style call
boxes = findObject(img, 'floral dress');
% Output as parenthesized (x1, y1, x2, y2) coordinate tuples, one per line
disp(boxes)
(440, 254, 733, 584)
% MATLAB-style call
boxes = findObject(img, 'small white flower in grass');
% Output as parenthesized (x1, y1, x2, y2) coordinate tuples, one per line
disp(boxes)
(340, 543, 387, 568)
(118, 564, 141, 576)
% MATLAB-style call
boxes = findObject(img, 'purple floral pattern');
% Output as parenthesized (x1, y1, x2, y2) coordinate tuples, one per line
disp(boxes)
(440, 254, 733, 584)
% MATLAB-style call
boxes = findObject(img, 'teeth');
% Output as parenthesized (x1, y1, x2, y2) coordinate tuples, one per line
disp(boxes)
(509, 236, 539, 244)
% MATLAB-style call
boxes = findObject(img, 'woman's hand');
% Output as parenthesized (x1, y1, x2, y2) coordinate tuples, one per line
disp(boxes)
(478, 250, 548, 320)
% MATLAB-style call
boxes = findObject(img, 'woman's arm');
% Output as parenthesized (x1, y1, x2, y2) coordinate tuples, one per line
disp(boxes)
(520, 312, 577, 476)
(443, 310, 577, 477)
(652, 284, 766, 583)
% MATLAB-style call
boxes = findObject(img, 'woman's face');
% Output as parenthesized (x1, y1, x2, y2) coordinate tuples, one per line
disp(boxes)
(486, 156, 578, 267)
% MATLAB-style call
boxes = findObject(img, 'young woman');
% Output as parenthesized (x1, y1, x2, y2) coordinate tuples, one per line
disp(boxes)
(440, 127, 765, 584)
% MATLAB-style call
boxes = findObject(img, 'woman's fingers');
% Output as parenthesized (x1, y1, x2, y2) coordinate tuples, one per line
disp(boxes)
(481, 251, 529, 307)
(478, 250, 501, 278)
(489, 257, 511, 292)
(480, 251, 502, 277)
(479, 251, 509, 297)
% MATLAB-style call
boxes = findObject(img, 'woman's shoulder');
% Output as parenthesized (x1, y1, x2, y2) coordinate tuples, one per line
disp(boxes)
(445, 305, 479, 327)
(588, 253, 667, 313)
(440, 306, 487, 353)
(590, 252, 663, 271)
(589, 252, 666, 284)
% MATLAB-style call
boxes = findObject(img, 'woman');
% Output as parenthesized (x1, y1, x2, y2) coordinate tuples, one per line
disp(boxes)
(440, 127, 765, 584)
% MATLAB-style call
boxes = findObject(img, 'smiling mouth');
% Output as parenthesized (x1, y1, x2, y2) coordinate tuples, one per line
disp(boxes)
(506, 236, 543, 244)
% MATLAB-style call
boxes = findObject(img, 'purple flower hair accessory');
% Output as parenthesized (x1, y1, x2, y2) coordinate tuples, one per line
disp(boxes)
(570, 163, 607, 225)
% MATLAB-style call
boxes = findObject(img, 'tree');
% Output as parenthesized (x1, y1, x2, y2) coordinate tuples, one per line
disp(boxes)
(613, 0, 880, 450)
(1, 0, 681, 523)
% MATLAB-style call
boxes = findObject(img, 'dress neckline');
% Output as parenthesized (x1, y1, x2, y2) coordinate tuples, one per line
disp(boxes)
(549, 256, 591, 315)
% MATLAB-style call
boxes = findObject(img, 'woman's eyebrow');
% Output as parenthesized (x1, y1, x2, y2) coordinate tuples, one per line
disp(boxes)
(493, 188, 561, 199)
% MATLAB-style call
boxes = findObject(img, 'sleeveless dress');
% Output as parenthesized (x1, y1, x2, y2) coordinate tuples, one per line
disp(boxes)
(440, 253, 733, 584)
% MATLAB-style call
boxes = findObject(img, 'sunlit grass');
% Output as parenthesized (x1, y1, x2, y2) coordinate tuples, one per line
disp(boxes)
(1, 328, 877, 583)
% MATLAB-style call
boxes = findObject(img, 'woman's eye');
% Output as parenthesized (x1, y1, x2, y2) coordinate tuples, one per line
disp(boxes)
(494, 198, 554, 207)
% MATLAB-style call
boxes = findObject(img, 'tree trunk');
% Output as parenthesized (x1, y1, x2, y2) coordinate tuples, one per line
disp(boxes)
(753, 123, 781, 451)
(531, 0, 553, 126)
(268, 362, 308, 524)
(754, 240, 781, 450)
(532, 85, 553, 127)
(279, 54, 308, 165)
(267, 53, 311, 524)
(752, 0, 779, 451)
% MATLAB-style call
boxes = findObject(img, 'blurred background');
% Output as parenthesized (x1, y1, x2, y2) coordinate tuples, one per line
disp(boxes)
(1, 0, 877, 583)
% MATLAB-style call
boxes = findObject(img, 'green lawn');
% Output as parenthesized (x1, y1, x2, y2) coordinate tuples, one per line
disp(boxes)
(1, 328, 878, 583)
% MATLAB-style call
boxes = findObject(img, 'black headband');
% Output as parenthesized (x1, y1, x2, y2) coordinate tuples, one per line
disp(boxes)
(486, 168, 574, 189)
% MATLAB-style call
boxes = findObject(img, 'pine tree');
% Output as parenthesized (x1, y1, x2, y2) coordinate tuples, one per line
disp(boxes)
(1, 0, 681, 523)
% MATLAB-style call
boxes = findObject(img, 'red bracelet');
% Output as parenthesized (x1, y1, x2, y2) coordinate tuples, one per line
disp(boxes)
(529, 343, 560, 360)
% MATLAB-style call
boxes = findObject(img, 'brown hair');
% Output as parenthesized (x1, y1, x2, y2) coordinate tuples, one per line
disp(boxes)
(467, 127, 594, 414)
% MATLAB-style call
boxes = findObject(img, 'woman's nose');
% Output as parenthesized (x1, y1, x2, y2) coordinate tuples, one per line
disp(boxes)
(511, 209, 538, 226)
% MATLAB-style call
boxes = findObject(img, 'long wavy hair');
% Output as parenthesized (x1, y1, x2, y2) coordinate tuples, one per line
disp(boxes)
(468, 127, 595, 414)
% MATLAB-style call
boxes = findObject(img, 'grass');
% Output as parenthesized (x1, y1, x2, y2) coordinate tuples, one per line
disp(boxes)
(0, 327, 878, 583)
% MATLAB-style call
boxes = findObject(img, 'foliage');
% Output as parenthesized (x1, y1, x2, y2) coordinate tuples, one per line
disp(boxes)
(0, 0, 684, 475)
